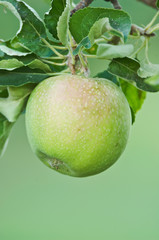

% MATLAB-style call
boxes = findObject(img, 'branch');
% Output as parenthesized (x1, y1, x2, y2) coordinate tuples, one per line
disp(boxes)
(71, 0, 94, 16)
(137, 0, 157, 8)
(104, 0, 121, 9)
(131, 24, 155, 37)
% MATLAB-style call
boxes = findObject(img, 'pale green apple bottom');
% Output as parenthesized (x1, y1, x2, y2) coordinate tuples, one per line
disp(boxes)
(25, 74, 131, 177)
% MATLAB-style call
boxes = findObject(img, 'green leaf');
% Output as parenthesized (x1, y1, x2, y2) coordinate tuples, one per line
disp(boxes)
(95, 70, 119, 86)
(0, 49, 5, 58)
(85, 44, 98, 55)
(57, 0, 70, 46)
(108, 57, 159, 92)
(0, 39, 30, 56)
(122, 35, 145, 56)
(16, 54, 52, 72)
(138, 60, 159, 78)
(157, 0, 159, 8)
(0, 84, 34, 122)
(70, 7, 131, 43)
(73, 37, 91, 55)
(0, 83, 33, 155)
(88, 18, 111, 45)
(0, 58, 24, 70)
(73, 17, 124, 55)
(0, 68, 52, 86)
(97, 44, 134, 59)
(44, 0, 67, 40)
(10, 37, 30, 52)
(120, 79, 146, 124)
(11, 54, 52, 72)
(0, 0, 52, 57)
(27, 59, 52, 73)
(0, 55, 52, 72)
(0, 114, 14, 157)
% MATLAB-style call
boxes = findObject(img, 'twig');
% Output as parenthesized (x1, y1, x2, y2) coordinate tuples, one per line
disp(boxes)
(131, 24, 155, 37)
(104, 0, 121, 9)
(137, 0, 157, 8)
(67, 54, 79, 74)
(70, 0, 94, 16)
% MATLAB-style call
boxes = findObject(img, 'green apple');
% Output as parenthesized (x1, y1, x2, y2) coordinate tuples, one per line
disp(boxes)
(25, 74, 131, 177)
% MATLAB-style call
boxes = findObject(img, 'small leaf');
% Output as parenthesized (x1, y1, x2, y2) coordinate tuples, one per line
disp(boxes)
(0, 114, 14, 157)
(44, 0, 67, 40)
(70, 7, 131, 43)
(85, 44, 98, 55)
(11, 54, 52, 73)
(89, 17, 123, 43)
(0, 40, 30, 56)
(88, 18, 110, 44)
(157, 0, 159, 8)
(0, 84, 34, 122)
(120, 79, 146, 124)
(10, 37, 30, 52)
(73, 37, 91, 55)
(27, 59, 52, 73)
(57, 0, 70, 46)
(108, 57, 158, 92)
(0, 59, 24, 71)
(0, 54, 52, 72)
(97, 44, 134, 59)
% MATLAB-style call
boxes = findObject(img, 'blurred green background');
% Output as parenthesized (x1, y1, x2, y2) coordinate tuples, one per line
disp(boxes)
(0, 0, 159, 239)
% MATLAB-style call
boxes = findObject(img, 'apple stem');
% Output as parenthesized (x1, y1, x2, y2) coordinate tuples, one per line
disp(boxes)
(67, 31, 77, 74)
(68, 31, 76, 65)
(68, 45, 75, 65)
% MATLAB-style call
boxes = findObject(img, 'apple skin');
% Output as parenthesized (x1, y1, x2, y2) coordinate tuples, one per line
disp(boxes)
(25, 74, 131, 177)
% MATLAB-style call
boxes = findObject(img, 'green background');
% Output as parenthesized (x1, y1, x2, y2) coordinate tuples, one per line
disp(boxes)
(0, 0, 159, 239)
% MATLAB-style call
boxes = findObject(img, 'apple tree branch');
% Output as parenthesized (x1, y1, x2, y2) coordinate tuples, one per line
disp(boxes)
(71, 0, 94, 16)
(137, 0, 157, 8)
(104, 0, 121, 9)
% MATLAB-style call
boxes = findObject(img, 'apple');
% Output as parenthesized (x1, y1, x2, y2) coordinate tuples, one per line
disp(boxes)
(25, 74, 131, 177)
